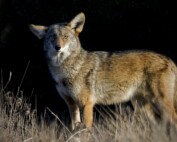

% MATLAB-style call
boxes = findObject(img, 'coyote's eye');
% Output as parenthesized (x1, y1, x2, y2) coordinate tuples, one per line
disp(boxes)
(50, 34, 56, 43)
(63, 34, 68, 40)
(50, 37, 55, 42)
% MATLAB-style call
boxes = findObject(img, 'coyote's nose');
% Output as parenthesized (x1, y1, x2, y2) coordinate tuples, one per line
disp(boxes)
(55, 45, 61, 51)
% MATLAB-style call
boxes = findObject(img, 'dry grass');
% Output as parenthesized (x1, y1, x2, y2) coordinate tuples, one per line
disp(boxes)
(0, 87, 177, 142)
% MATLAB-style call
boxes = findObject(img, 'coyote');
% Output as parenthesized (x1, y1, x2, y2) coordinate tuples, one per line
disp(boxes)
(29, 12, 177, 130)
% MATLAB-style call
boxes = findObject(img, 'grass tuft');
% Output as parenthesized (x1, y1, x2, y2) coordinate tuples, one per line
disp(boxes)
(0, 86, 177, 141)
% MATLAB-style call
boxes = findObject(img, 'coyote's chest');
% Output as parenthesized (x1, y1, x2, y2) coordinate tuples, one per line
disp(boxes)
(48, 64, 80, 99)
(48, 65, 68, 92)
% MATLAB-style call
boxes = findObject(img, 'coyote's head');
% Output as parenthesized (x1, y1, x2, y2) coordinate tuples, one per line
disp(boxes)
(29, 13, 85, 66)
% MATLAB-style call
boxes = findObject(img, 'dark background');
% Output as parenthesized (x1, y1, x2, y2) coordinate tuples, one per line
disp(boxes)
(0, 0, 176, 119)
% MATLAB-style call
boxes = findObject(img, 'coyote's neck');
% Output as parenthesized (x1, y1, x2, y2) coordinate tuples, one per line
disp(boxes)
(61, 47, 87, 76)
(48, 46, 87, 80)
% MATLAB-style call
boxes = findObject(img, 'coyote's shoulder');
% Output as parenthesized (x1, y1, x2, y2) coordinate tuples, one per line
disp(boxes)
(29, 12, 177, 130)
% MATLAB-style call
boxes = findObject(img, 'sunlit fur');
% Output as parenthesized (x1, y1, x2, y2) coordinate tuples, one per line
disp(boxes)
(30, 12, 177, 130)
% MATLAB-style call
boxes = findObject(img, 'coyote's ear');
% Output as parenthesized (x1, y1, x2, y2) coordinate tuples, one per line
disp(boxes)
(68, 12, 85, 35)
(29, 24, 48, 39)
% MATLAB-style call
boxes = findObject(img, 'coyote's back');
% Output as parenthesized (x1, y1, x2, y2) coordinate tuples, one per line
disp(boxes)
(29, 12, 177, 130)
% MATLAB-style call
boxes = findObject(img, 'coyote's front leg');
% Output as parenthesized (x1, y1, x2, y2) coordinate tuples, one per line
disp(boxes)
(83, 98, 94, 129)
(64, 96, 81, 130)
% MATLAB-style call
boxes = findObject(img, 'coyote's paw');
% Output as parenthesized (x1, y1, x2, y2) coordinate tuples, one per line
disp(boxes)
(73, 122, 87, 131)
(69, 123, 92, 142)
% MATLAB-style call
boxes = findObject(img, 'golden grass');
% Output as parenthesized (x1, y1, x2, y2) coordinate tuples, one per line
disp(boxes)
(0, 89, 177, 142)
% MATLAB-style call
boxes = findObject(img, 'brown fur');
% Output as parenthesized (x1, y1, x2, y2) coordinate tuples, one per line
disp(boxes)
(29, 12, 177, 130)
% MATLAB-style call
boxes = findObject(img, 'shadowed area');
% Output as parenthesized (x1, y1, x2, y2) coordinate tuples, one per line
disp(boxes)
(0, 0, 176, 121)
